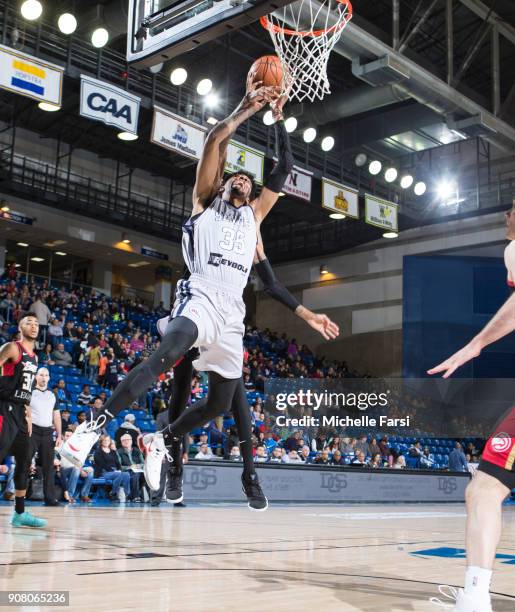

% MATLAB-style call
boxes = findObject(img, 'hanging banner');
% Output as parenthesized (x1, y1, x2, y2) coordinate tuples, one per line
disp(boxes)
(365, 194, 398, 231)
(225, 141, 264, 185)
(322, 178, 359, 219)
(282, 165, 312, 201)
(151, 106, 206, 160)
(0, 208, 33, 226)
(80, 75, 141, 134)
(0, 44, 63, 105)
(141, 246, 169, 261)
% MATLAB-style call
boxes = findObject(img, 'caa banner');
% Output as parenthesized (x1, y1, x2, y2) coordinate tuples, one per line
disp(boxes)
(282, 165, 312, 201)
(152, 106, 206, 160)
(225, 141, 264, 185)
(322, 177, 359, 219)
(0, 44, 63, 105)
(365, 194, 398, 231)
(80, 75, 141, 134)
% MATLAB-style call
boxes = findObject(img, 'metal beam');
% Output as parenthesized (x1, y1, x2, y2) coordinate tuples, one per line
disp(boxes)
(491, 25, 500, 116)
(459, 0, 515, 47)
(392, 0, 400, 50)
(453, 21, 492, 86)
(399, 0, 439, 53)
(446, 0, 454, 85)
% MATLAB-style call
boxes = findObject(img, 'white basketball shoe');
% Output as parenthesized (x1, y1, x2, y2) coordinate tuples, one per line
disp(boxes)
(431, 585, 493, 611)
(59, 415, 106, 469)
(138, 432, 171, 491)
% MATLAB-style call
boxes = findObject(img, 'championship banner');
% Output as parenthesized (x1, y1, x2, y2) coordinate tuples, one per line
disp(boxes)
(322, 177, 359, 219)
(283, 165, 312, 201)
(151, 106, 206, 160)
(80, 75, 141, 134)
(0, 44, 63, 105)
(365, 194, 398, 231)
(225, 141, 264, 185)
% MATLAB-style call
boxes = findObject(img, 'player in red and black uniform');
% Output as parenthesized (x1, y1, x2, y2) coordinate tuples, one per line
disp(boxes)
(427, 201, 515, 612)
(0, 312, 46, 528)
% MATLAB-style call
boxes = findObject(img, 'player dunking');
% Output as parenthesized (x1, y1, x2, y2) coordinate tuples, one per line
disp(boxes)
(428, 200, 515, 611)
(61, 83, 294, 479)
(150, 243, 339, 510)
(0, 313, 46, 528)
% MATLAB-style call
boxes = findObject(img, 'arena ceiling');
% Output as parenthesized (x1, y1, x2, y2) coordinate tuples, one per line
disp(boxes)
(0, 0, 514, 263)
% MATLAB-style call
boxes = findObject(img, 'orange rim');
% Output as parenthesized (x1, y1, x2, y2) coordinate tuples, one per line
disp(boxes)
(260, 0, 352, 38)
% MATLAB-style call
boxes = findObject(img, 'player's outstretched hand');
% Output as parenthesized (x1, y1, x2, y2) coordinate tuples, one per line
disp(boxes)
(427, 340, 482, 378)
(307, 313, 340, 341)
(270, 83, 291, 122)
(242, 82, 281, 114)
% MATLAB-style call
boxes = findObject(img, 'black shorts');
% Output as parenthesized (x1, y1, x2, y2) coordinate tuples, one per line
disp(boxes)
(478, 458, 515, 491)
(0, 401, 30, 463)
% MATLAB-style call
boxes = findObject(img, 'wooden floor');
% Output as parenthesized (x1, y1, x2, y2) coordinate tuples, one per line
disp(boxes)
(0, 502, 514, 611)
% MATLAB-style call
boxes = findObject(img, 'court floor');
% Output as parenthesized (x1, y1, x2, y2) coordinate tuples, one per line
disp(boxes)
(0, 502, 514, 611)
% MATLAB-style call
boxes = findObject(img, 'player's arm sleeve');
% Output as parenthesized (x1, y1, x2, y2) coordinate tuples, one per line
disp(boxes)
(254, 258, 300, 312)
(264, 120, 294, 194)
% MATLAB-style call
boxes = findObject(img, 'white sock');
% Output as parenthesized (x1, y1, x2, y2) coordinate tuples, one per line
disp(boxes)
(464, 566, 492, 599)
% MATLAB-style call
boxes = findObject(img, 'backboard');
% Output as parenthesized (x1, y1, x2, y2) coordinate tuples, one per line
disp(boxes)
(127, 0, 294, 68)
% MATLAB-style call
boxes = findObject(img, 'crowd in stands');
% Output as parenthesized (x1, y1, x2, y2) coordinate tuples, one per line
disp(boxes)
(0, 274, 482, 504)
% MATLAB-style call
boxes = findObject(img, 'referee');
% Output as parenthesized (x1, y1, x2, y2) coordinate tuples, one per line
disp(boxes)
(30, 368, 62, 506)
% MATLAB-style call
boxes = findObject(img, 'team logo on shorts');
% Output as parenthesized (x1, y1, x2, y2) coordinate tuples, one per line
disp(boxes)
(490, 432, 511, 453)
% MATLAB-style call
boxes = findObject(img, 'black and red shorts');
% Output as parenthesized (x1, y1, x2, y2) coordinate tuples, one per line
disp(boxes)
(478, 406, 515, 490)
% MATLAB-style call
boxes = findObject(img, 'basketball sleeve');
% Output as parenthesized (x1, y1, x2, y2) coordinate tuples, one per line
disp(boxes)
(264, 120, 294, 193)
(254, 258, 300, 312)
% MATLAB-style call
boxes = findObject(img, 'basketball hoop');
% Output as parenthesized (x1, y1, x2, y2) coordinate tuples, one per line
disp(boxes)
(260, 0, 353, 102)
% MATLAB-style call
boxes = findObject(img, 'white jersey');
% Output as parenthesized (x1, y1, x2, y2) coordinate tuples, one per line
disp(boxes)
(182, 196, 257, 296)
(504, 240, 515, 288)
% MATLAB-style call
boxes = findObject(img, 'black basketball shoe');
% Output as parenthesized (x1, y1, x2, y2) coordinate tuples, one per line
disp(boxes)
(241, 473, 268, 511)
(166, 466, 184, 504)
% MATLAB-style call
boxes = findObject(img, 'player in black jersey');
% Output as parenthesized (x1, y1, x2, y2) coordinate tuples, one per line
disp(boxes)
(0, 312, 46, 528)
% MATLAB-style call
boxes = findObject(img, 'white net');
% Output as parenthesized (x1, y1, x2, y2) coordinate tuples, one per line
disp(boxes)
(261, 0, 352, 102)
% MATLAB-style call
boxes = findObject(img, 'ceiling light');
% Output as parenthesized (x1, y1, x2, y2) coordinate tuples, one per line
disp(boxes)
(206, 116, 218, 126)
(368, 160, 382, 175)
(55, 251, 67, 256)
(196, 78, 213, 96)
(384, 167, 398, 183)
(437, 179, 457, 200)
(414, 181, 427, 196)
(355, 153, 367, 167)
(284, 117, 297, 133)
(91, 27, 109, 48)
(30, 257, 44, 262)
(321, 136, 334, 152)
(57, 13, 77, 35)
(21, 0, 42, 21)
(1, 205, 9, 212)
(329, 213, 346, 220)
(149, 62, 164, 74)
(303, 127, 316, 143)
(38, 102, 60, 112)
(263, 110, 274, 126)
(122, 233, 131, 244)
(320, 264, 329, 275)
(383, 232, 398, 239)
(170, 67, 187, 85)
(204, 92, 219, 108)
(17, 242, 29, 247)
(400, 174, 414, 189)
(128, 261, 151, 268)
(117, 132, 138, 141)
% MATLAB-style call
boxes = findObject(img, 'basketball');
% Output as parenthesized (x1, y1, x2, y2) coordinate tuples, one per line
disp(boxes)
(246, 55, 283, 90)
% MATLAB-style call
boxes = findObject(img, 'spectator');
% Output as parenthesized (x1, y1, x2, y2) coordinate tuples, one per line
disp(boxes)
(114, 414, 141, 448)
(76, 411, 88, 426)
(243, 373, 255, 391)
(228, 446, 242, 461)
(368, 452, 383, 468)
(283, 449, 303, 464)
(77, 384, 94, 406)
(341, 437, 356, 455)
(408, 440, 423, 458)
(299, 446, 312, 463)
(350, 451, 366, 466)
(311, 432, 327, 452)
(327, 436, 342, 453)
(368, 437, 381, 458)
(284, 431, 301, 452)
(38, 343, 55, 366)
(392, 454, 406, 469)
(59, 432, 94, 503)
(420, 447, 435, 469)
(93, 434, 130, 501)
(268, 447, 283, 463)
(32, 293, 52, 343)
(448, 442, 468, 472)
(0, 456, 15, 500)
(86, 344, 102, 382)
(314, 449, 331, 465)
(117, 433, 145, 502)
(61, 407, 72, 433)
(104, 354, 119, 390)
(355, 435, 369, 457)
(263, 431, 278, 454)
(48, 318, 64, 346)
(53, 379, 71, 405)
(378, 436, 389, 458)
(52, 343, 73, 367)
(195, 443, 214, 460)
(254, 446, 268, 463)
(331, 450, 345, 466)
